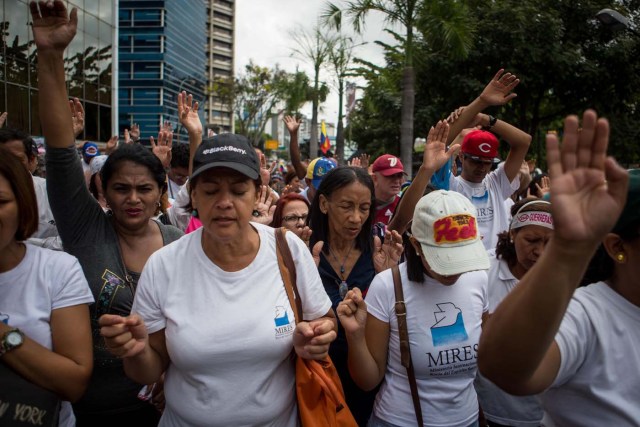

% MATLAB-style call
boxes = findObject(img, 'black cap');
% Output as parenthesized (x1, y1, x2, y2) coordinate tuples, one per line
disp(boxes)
(191, 134, 260, 181)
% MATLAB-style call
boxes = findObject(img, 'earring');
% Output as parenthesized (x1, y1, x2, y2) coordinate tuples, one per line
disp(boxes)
(191, 208, 199, 218)
(616, 253, 626, 263)
(157, 202, 161, 208)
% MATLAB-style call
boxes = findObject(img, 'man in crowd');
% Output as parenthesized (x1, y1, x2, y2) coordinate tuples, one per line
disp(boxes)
(371, 154, 405, 226)
(167, 143, 189, 201)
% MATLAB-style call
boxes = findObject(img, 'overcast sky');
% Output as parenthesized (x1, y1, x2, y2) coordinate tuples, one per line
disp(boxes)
(234, 0, 396, 126)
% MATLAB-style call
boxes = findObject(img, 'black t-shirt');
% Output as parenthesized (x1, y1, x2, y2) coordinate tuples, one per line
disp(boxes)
(46, 146, 183, 415)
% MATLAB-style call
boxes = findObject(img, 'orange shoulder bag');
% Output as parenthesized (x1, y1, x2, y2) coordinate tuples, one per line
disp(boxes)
(275, 228, 358, 427)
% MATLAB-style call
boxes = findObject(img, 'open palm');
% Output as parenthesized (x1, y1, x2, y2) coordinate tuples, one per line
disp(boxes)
(30, 1, 78, 52)
(423, 120, 458, 172)
(177, 91, 202, 135)
(547, 111, 628, 244)
(479, 69, 519, 106)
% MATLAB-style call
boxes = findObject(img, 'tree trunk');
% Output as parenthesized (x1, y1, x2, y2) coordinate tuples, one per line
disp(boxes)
(400, 66, 415, 177)
(336, 78, 345, 164)
(310, 65, 320, 159)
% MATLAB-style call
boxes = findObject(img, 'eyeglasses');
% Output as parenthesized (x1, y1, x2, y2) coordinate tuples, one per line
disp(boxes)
(463, 154, 494, 166)
(283, 214, 308, 223)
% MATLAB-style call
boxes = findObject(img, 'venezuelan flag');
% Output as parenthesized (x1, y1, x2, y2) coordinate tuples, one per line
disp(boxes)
(320, 120, 330, 154)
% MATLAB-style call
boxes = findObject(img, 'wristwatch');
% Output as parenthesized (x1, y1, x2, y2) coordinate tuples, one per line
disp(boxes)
(0, 328, 25, 357)
(486, 115, 497, 129)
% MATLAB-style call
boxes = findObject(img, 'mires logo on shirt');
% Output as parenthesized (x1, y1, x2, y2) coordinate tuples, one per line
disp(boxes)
(425, 303, 478, 376)
(274, 305, 295, 339)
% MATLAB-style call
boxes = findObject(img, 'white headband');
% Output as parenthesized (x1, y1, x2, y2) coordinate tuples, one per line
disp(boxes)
(510, 200, 554, 230)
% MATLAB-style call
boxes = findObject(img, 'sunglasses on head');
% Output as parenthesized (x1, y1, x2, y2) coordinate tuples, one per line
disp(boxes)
(463, 154, 494, 166)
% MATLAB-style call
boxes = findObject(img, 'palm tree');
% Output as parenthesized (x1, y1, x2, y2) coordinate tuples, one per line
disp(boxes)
(323, 0, 474, 174)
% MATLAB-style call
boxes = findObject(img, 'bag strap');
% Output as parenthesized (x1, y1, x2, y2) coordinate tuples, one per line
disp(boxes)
(275, 227, 302, 324)
(392, 265, 423, 426)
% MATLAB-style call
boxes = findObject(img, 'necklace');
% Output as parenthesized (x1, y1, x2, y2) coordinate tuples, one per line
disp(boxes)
(329, 243, 355, 299)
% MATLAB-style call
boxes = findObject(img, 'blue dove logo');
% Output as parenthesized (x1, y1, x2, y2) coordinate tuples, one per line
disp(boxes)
(430, 303, 468, 347)
(471, 189, 489, 203)
(0, 312, 9, 325)
(274, 306, 290, 327)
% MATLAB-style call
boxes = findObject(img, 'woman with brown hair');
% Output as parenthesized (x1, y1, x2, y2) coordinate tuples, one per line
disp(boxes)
(0, 146, 93, 427)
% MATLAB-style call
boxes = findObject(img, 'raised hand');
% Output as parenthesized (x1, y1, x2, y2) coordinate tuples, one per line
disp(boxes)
(348, 157, 361, 168)
(99, 314, 148, 358)
(177, 91, 202, 135)
(299, 226, 312, 247)
(129, 123, 141, 142)
(535, 175, 551, 198)
(293, 318, 337, 360)
(105, 135, 118, 155)
(446, 106, 465, 124)
(150, 122, 173, 169)
(547, 110, 628, 246)
(0, 112, 7, 128)
(336, 288, 367, 337)
(422, 120, 458, 172)
(372, 230, 403, 273)
(284, 115, 301, 135)
(359, 153, 370, 169)
(69, 98, 84, 137)
(252, 185, 276, 225)
(29, 1, 78, 52)
(479, 69, 519, 107)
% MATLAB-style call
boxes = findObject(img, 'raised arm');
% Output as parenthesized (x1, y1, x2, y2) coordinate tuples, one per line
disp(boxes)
(31, 1, 77, 149)
(478, 110, 629, 394)
(446, 69, 520, 146)
(388, 121, 459, 235)
(177, 91, 202, 176)
(284, 115, 307, 179)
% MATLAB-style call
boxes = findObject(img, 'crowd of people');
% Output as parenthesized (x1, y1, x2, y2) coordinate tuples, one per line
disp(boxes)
(1, 2, 638, 427)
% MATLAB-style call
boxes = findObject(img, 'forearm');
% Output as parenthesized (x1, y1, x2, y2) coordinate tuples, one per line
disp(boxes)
(388, 165, 435, 234)
(289, 133, 306, 179)
(123, 342, 166, 385)
(0, 324, 92, 402)
(188, 130, 203, 176)
(446, 97, 489, 145)
(345, 332, 385, 391)
(479, 239, 598, 385)
(491, 119, 531, 181)
(38, 51, 75, 149)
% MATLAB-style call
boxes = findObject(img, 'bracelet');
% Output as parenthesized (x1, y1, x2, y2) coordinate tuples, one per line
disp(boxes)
(487, 115, 497, 129)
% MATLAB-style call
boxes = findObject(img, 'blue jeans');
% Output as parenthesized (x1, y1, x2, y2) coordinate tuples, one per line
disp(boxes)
(368, 414, 479, 427)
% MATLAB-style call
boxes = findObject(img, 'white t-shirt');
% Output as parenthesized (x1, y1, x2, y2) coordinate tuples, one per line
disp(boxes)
(132, 223, 332, 427)
(0, 244, 94, 427)
(474, 256, 543, 426)
(542, 282, 640, 426)
(449, 164, 519, 250)
(365, 263, 488, 427)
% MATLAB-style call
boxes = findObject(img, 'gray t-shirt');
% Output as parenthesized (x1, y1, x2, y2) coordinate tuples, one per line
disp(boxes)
(46, 145, 183, 416)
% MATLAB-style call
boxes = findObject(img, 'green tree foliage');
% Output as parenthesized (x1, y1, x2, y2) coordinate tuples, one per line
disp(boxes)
(349, 0, 640, 168)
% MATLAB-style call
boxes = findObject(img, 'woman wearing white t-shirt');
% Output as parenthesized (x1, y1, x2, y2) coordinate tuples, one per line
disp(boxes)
(0, 147, 94, 427)
(338, 190, 490, 427)
(100, 134, 337, 427)
(479, 110, 640, 426)
(474, 198, 554, 427)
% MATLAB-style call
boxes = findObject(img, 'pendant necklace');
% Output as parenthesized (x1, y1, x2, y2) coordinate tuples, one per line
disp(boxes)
(329, 243, 355, 299)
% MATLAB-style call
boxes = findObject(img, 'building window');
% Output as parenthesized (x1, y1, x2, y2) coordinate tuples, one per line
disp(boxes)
(133, 88, 161, 104)
(133, 62, 161, 79)
(132, 34, 162, 53)
(133, 9, 162, 27)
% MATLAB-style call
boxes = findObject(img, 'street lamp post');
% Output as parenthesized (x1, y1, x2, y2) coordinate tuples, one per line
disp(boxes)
(596, 8, 640, 38)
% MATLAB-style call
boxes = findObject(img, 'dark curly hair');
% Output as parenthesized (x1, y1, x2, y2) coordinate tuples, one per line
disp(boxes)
(495, 198, 552, 268)
(100, 144, 167, 195)
(170, 143, 190, 169)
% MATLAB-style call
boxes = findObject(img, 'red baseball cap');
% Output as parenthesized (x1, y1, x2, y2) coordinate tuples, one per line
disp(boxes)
(461, 130, 499, 159)
(372, 154, 405, 176)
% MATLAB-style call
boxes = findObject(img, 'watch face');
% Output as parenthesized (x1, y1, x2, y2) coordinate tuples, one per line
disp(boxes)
(7, 331, 23, 346)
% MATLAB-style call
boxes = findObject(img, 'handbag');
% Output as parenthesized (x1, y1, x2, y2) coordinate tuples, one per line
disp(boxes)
(275, 228, 358, 427)
(0, 362, 61, 427)
(392, 265, 424, 426)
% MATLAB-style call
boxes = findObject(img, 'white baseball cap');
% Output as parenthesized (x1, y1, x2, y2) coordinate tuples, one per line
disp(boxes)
(411, 190, 489, 276)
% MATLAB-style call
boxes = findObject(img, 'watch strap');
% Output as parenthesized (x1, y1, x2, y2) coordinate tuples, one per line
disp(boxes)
(0, 328, 25, 357)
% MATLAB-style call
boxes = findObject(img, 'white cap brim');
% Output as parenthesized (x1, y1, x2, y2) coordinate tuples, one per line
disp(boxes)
(420, 239, 489, 276)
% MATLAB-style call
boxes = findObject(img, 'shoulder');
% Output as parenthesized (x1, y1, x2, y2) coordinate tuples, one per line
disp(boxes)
(26, 243, 81, 270)
(148, 228, 198, 264)
(158, 222, 184, 243)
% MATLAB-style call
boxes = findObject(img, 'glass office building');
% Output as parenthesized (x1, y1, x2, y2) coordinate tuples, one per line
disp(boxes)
(0, 0, 116, 141)
(119, 0, 207, 142)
